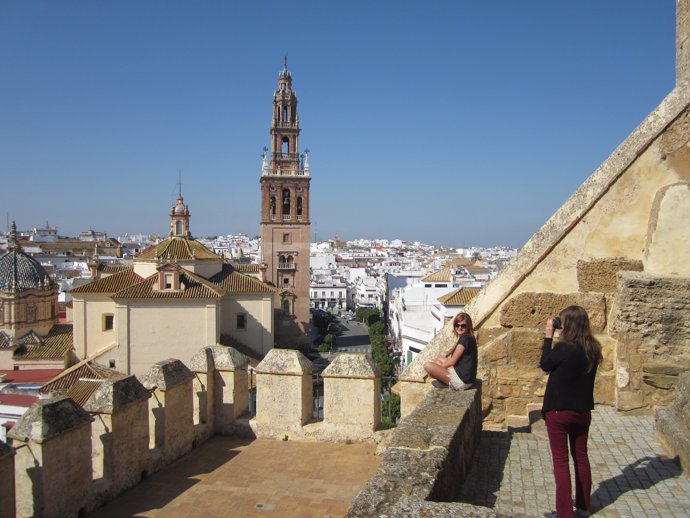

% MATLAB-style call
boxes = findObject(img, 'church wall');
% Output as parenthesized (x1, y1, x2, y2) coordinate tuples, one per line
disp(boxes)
(74, 294, 118, 359)
(126, 302, 218, 378)
(220, 295, 274, 357)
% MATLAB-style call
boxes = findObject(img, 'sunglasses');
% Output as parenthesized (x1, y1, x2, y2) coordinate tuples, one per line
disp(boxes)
(455, 323, 467, 329)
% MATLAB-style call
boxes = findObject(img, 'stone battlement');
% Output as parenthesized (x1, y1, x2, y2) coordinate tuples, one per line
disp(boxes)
(0, 347, 383, 518)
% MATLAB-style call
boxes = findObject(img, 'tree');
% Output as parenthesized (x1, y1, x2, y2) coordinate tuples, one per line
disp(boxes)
(381, 391, 401, 426)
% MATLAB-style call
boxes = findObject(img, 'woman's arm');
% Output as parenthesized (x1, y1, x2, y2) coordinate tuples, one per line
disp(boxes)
(443, 339, 466, 368)
(540, 318, 560, 372)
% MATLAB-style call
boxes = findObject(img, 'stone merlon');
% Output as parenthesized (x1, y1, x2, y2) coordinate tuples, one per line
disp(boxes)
(188, 345, 249, 372)
(255, 348, 313, 375)
(322, 353, 380, 379)
(82, 375, 151, 414)
(7, 396, 93, 444)
(142, 359, 194, 390)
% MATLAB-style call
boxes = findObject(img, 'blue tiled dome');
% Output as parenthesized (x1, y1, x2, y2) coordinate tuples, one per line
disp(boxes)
(0, 249, 53, 291)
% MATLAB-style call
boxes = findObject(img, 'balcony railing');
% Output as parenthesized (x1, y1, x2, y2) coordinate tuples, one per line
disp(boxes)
(272, 152, 300, 161)
(262, 168, 308, 177)
(278, 262, 295, 270)
(273, 120, 299, 129)
(282, 215, 291, 221)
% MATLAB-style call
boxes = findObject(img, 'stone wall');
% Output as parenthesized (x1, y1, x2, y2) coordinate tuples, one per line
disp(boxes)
(1, 345, 390, 516)
(656, 370, 690, 471)
(613, 272, 690, 411)
(347, 385, 489, 517)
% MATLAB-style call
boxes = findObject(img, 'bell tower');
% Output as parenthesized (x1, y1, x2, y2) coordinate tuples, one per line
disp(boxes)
(260, 59, 311, 345)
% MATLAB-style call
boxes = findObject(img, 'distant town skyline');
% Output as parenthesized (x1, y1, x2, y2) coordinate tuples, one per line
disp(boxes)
(0, 1, 675, 248)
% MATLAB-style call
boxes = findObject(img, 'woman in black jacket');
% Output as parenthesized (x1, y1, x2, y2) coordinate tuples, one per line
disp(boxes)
(541, 305, 602, 518)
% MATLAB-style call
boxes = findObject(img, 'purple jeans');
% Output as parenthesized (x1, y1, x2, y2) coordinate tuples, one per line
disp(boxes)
(545, 410, 592, 518)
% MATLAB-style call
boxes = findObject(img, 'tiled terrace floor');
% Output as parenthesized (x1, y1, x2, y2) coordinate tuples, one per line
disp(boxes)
(89, 437, 380, 518)
(88, 406, 690, 518)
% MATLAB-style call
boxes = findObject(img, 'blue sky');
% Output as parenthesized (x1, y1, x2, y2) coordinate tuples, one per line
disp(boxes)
(0, 1, 676, 248)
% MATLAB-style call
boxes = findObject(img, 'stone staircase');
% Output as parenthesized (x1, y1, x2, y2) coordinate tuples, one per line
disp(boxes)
(503, 403, 548, 439)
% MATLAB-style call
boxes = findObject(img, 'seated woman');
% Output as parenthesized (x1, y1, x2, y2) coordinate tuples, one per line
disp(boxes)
(424, 311, 477, 390)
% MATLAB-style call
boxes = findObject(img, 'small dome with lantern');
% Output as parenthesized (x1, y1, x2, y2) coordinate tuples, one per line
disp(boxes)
(0, 222, 54, 292)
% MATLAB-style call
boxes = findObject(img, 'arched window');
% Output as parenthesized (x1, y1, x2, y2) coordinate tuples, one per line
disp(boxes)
(287, 255, 294, 263)
(296, 197, 303, 216)
(282, 299, 291, 315)
(270, 196, 276, 217)
(283, 106, 288, 122)
(175, 221, 183, 235)
(281, 137, 289, 155)
(279, 255, 286, 264)
(282, 189, 290, 215)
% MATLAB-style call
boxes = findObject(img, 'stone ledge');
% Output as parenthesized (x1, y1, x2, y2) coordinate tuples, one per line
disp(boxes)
(656, 408, 690, 472)
(347, 386, 482, 517)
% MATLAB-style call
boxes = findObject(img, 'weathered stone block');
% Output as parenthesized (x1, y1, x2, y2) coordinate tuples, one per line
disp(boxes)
(478, 332, 509, 364)
(322, 354, 381, 435)
(507, 328, 543, 367)
(577, 257, 643, 293)
(348, 386, 482, 517)
(500, 292, 606, 332)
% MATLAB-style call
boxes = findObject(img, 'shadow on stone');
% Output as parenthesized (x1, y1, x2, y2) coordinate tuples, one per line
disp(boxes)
(591, 455, 683, 513)
(458, 430, 512, 508)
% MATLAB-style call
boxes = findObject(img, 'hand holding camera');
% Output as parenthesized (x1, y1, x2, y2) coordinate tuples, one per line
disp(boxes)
(545, 315, 561, 338)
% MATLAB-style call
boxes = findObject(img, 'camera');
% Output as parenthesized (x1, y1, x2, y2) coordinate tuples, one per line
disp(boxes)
(552, 316, 562, 330)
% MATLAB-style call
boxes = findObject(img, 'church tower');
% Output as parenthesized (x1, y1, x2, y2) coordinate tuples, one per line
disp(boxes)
(260, 60, 311, 345)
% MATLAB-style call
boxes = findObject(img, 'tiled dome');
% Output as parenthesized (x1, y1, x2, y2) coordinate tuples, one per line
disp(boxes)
(0, 249, 53, 291)
(0, 222, 53, 291)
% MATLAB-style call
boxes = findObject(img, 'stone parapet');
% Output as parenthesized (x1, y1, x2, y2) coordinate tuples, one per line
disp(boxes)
(9, 397, 93, 518)
(0, 440, 15, 518)
(189, 345, 251, 438)
(347, 386, 482, 517)
(143, 359, 194, 468)
(321, 354, 381, 438)
(84, 377, 150, 510)
(656, 370, 690, 472)
(255, 348, 313, 437)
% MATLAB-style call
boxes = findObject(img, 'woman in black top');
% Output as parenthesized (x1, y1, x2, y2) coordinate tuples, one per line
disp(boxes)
(424, 312, 477, 390)
(541, 305, 602, 518)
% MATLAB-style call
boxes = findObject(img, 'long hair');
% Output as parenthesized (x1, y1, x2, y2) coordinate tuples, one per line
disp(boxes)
(558, 305, 602, 373)
(452, 312, 474, 337)
(445, 312, 475, 355)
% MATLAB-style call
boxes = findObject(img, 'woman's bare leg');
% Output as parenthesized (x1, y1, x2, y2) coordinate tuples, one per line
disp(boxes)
(424, 361, 451, 384)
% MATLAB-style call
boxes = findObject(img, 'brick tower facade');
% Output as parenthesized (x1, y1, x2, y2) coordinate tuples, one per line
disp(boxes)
(260, 61, 311, 346)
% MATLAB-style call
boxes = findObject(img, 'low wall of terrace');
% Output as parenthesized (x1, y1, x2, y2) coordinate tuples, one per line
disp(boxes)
(0, 346, 386, 517)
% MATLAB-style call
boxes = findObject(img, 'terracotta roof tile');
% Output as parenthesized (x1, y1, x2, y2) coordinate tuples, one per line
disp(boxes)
(437, 287, 481, 306)
(136, 237, 220, 261)
(70, 268, 143, 294)
(13, 324, 74, 360)
(421, 267, 452, 282)
(39, 360, 124, 395)
(65, 380, 103, 407)
(210, 264, 276, 294)
(114, 268, 225, 299)
(0, 332, 13, 349)
(98, 264, 129, 274)
(232, 263, 261, 273)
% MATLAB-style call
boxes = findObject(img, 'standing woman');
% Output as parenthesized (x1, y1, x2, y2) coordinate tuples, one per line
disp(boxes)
(424, 312, 477, 390)
(541, 305, 602, 518)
